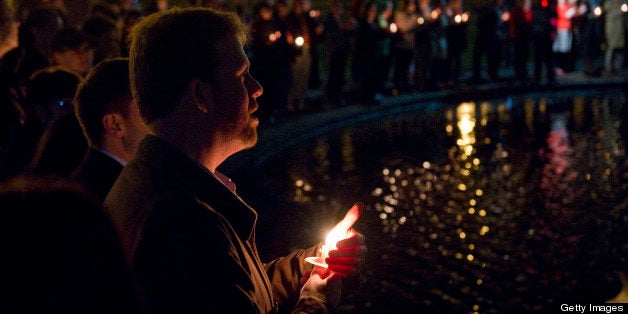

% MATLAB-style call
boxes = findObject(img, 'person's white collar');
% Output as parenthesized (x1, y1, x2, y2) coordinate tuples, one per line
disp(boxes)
(97, 148, 127, 166)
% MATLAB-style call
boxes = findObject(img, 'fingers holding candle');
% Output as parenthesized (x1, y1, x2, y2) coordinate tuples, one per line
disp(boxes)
(326, 231, 366, 276)
(325, 203, 366, 276)
(305, 202, 367, 274)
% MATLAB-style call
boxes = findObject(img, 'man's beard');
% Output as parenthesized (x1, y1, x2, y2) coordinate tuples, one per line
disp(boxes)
(219, 119, 258, 149)
(239, 123, 258, 148)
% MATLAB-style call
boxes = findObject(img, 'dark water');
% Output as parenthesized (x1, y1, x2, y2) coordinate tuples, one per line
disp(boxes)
(230, 88, 627, 313)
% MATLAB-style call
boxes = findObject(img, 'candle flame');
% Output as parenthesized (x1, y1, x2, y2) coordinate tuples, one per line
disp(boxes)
(502, 11, 510, 22)
(431, 9, 440, 19)
(462, 12, 469, 22)
(295, 36, 304, 47)
(325, 228, 349, 249)
(594, 6, 602, 15)
(389, 22, 398, 33)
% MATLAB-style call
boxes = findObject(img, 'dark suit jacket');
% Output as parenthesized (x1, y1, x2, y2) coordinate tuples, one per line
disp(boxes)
(103, 135, 328, 314)
(69, 147, 124, 204)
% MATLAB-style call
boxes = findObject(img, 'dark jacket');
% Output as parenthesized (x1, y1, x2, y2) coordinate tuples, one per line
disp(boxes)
(69, 147, 123, 204)
(103, 135, 329, 314)
(27, 114, 87, 178)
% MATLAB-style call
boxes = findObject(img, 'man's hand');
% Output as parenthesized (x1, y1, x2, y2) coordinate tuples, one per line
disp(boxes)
(325, 203, 367, 276)
(300, 267, 341, 307)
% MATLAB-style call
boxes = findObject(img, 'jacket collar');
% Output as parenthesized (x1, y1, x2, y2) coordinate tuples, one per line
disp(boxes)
(137, 135, 258, 241)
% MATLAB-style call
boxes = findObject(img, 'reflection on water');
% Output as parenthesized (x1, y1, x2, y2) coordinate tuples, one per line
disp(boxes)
(234, 89, 626, 313)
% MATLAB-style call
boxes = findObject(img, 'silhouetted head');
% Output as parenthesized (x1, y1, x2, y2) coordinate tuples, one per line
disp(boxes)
(0, 176, 142, 313)
(128, 7, 247, 124)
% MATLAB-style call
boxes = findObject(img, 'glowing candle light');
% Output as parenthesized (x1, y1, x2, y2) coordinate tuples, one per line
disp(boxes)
(305, 203, 363, 269)
(462, 12, 469, 22)
(594, 6, 602, 16)
(502, 11, 510, 22)
(621, 3, 627, 12)
(389, 22, 398, 33)
(431, 9, 440, 19)
(455, 14, 462, 23)
(269, 31, 281, 42)
(306, 227, 350, 268)
(295, 36, 304, 47)
(417, 16, 425, 24)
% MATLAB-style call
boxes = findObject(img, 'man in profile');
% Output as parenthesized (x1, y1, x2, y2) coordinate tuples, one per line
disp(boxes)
(104, 7, 366, 313)
(70, 58, 148, 203)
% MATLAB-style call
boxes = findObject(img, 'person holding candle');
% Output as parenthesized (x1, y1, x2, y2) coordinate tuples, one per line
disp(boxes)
(103, 7, 367, 314)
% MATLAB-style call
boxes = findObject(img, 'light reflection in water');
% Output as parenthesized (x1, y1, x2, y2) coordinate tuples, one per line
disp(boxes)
(240, 89, 626, 313)
(366, 94, 625, 312)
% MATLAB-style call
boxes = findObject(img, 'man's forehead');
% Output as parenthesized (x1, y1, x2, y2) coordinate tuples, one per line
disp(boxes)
(217, 36, 248, 67)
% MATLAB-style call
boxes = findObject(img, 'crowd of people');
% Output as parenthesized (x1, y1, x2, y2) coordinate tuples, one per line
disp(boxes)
(2, 2, 369, 312)
(0, 0, 625, 311)
(1, 0, 627, 175)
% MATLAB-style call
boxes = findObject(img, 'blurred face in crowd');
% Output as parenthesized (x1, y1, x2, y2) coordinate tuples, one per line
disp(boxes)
(260, 6, 273, 21)
(53, 42, 94, 77)
(367, 4, 377, 21)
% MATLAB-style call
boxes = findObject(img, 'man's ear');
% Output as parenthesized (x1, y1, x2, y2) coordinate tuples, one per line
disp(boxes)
(189, 79, 211, 114)
(102, 113, 124, 138)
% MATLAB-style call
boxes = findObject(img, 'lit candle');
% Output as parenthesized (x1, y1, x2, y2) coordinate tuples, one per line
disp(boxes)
(295, 36, 304, 47)
(321, 227, 350, 258)
(269, 31, 281, 42)
(462, 12, 469, 22)
(431, 9, 440, 20)
(389, 22, 398, 33)
(306, 227, 349, 268)
(305, 203, 363, 269)
(502, 11, 510, 22)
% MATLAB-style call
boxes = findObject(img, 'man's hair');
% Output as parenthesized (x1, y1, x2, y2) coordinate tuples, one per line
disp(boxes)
(74, 58, 132, 147)
(128, 7, 248, 124)
(51, 27, 90, 53)
(27, 68, 81, 108)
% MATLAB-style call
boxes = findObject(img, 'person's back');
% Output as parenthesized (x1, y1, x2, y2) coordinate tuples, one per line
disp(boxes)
(0, 176, 142, 313)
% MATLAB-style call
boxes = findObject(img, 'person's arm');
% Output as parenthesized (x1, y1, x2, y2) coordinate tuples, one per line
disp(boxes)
(267, 204, 367, 313)
(264, 244, 320, 310)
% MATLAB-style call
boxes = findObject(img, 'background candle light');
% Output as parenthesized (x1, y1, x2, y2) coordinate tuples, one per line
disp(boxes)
(295, 36, 304, 47)
(389, 22, 398, 33)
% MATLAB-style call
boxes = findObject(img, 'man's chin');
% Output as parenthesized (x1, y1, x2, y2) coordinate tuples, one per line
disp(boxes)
(241, 127, 258, 149)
